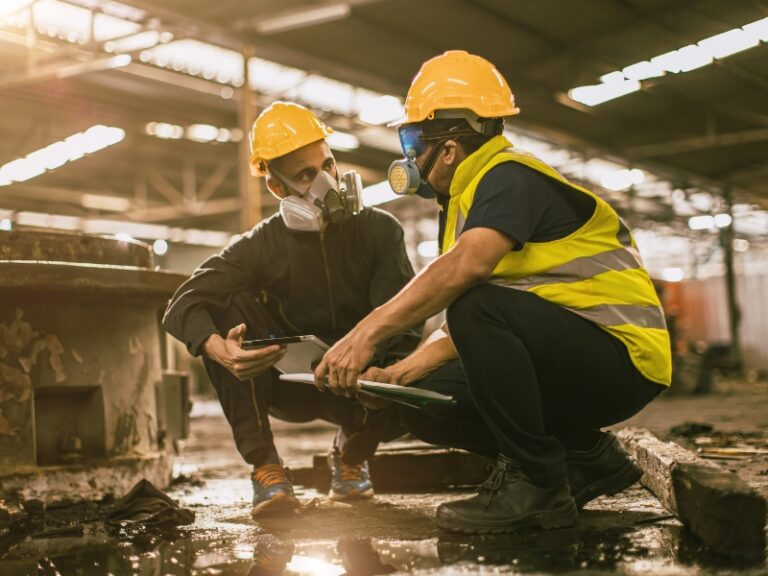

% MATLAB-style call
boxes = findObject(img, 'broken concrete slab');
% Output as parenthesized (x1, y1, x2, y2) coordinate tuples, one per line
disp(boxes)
(0, 453, 172, 505)
(616, 427, 767, 557)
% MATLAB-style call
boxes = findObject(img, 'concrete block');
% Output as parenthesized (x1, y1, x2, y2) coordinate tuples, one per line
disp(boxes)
(617, 427, 766, 556)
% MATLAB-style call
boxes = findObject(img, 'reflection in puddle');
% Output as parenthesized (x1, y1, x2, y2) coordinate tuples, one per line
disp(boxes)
(2, 518, 765, 576)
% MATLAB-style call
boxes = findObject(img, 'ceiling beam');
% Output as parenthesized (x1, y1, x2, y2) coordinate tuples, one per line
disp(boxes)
(625, 128, 768, 157)
(0, 54, 131, 90)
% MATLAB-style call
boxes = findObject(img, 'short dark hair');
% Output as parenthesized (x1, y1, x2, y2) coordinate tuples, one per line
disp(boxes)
(420, 118, 500, 155)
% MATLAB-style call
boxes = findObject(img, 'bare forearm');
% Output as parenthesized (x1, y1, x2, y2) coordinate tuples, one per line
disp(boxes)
(390, 328, 457, 385)
(360, 251, 485, 345)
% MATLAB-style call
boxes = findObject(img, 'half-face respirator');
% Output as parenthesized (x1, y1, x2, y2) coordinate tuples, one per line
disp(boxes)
(277, 169, 363, 232)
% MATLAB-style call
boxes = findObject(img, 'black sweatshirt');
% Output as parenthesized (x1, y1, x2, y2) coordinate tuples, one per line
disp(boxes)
(162, 207, 421, 360)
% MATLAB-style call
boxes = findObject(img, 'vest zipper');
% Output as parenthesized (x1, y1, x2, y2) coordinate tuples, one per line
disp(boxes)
(319, 230, 337, 331)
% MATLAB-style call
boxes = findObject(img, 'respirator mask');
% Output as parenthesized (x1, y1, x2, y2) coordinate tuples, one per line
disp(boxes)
(275, 168, 363, 232)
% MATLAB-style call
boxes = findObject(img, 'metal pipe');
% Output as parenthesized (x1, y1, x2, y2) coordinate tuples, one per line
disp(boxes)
(238, 45, 260, 231)
(721, 184, 742, 369)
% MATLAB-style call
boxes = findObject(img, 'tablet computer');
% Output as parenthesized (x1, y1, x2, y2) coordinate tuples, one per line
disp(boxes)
(242, 335, 328, 374)
(242, 335, 316, 349)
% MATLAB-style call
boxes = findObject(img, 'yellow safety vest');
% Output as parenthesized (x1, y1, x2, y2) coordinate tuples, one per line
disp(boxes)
(442, 135, 672, 386)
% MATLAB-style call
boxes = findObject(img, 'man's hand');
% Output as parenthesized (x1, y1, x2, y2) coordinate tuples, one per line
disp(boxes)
(314, 326, 376, 396)
(203, 323, 286, 381)
(356, 366, 401, 410)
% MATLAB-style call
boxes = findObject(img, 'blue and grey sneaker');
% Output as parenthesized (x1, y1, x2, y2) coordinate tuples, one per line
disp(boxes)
(251, 463, 300, 518)
(328, 449, 374, 501)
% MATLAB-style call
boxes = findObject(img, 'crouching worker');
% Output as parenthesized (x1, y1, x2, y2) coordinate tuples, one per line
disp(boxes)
(163, 102, 419, 518)
(315, 52, 671, 534)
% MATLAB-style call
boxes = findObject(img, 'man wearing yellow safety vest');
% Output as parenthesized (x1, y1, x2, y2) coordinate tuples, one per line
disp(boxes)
(316, 51, 671, 533)
(164, 102, 419, 518)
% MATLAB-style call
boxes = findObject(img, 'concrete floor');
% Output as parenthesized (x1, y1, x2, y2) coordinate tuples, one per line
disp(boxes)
(1, 381, 767, 575)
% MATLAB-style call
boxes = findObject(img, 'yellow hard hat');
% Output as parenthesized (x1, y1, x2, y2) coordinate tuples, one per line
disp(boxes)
(399, 50, 520, 124)
(249, 102, 333, 176)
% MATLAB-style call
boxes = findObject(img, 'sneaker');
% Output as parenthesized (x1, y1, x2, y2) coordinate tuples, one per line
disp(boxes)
(436, 454, 577, 534)
(246, 538, 295, 576)
(566, 432, 643, 509)
(328, 449, 374, 501)
(251, 463, 300, 518)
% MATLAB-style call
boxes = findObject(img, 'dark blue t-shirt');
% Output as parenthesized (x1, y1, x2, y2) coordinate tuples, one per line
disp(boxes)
(439, 162, 596, 250)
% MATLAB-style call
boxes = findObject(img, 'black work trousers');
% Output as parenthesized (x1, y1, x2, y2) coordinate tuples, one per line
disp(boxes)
(401, 284, 664, 487)
(202, 292, 401, 467)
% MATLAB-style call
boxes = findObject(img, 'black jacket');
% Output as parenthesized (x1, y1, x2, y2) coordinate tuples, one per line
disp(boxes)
(163, 207, 421, 359)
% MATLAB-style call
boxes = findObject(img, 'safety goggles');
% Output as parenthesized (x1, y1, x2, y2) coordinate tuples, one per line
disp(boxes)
(398, 124, 481, 158)
(397, 125, 427, 158)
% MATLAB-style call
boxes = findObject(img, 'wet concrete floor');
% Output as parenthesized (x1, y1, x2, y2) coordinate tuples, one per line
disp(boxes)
(2, 396, 766, 575)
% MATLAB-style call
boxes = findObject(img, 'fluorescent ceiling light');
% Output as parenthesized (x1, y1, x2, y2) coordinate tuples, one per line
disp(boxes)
(698, 29, 759, 58)
(295, 75, 355, 114)
(674, 44, 713, 72)
(0, 125, 125, 185)
(713, 213, 732, 228)
(146, 122, 184, 140)
(0, 0, 33, 20)
(660, 267, 685, 282)
(743, 17, 768, 42)
(80, 193, 132, 212)
(358, 95, 404, 125)
(599, 71, 626, 84)
(186, 124, 219, 143)
(733, 238, 750, 252)
(417, 240, 439, 258)
(144, 39, 244, 85)
(248, 57, 306, 94)
(568, 16, 768, 106)
(600, 168, 645, 191)
(255, 3, 351, 35)
(105, 30, 163, 53)
(568, 79, 641, 106)
(688, 215, 715, 230)
(326, 131, 360, 151)
(152, 238, 168, 255)
(362, 180, 401, 207)
(622, 61, 666, 81)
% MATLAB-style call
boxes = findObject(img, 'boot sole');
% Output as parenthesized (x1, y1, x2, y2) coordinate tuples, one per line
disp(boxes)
(251, 493, 300, 519)
(330, 487, 374, 502)
(437, 498, 578, 534)
(572, 459, 643, 509)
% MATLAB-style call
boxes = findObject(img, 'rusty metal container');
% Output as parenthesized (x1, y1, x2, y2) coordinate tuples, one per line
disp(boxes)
(0, 229, 187, 503)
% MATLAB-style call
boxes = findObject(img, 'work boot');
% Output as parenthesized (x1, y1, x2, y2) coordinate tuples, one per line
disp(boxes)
(328, 448, 374, 501)
(436, 454, 577, 534)
(566, 431, 643, 509)
(251, 462, 300, 518)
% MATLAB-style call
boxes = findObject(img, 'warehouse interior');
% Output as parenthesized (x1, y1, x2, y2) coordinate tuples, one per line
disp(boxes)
(1, 1, 767, 574)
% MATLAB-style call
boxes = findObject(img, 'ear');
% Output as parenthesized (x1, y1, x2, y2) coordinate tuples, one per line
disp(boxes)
(266, 175, 286, 200)
(442, 140, 459, 165)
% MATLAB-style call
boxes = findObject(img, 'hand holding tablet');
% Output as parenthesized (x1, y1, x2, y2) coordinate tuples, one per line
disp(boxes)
(241, 335, 329, 374)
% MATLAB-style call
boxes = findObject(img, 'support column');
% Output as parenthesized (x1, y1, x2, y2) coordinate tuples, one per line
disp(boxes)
(238, 46, 261, 231)
(720, 184, 741, 368)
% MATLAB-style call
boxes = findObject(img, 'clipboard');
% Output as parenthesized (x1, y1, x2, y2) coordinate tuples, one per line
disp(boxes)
(278, 373, 457, 409)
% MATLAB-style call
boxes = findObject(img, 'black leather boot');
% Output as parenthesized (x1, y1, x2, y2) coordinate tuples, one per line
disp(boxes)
(436, 454, 578, 534)
(566, 431, 643, 509)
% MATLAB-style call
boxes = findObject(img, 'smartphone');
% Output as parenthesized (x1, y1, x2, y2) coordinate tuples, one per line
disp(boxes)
(241, 335, 315, 350)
